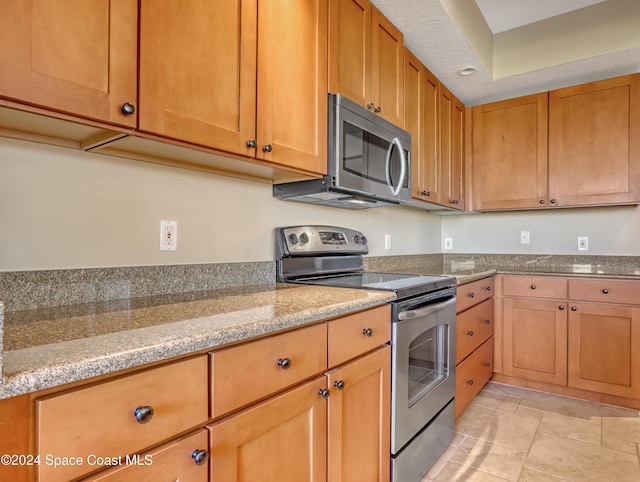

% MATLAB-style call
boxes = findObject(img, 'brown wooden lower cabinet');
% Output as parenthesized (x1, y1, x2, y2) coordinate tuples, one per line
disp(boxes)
(456, 337, 493, 416)
(496, 275, 640, 409)
(208, 376, 328, 482)
(568, 302, 640, 399)
(455, 277, 495, 417)
(502, 297, 567, 385)
(326, 346, 390, 482)
(83, 430, 209, 481)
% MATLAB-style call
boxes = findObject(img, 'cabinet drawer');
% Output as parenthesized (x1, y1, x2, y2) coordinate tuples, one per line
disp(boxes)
(569, 278, 640, 305)
(455, 337, 493, 417)
(210, 323, 327, 418)
(456, 277, 494, 313)
(503, 275, 567, 299)
(37, 356, 208, 482)
(456, 298, 494, 364)
(84, 429, 209, 481)
(328, 305, 391, 367)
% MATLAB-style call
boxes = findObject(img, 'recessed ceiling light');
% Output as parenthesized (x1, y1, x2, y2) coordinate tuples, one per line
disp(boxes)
(458, 66, 477, 76)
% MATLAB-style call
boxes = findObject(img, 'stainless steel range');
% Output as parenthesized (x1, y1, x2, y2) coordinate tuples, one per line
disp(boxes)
(276, 225, 457, 482)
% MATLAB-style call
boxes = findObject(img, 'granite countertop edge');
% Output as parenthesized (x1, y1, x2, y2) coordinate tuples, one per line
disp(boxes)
(0, 286, 395, 400)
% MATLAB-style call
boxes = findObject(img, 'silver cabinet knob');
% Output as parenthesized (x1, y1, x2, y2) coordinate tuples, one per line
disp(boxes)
(246, 139, 257, 148)
(191, 449, 209, 466)
(121, 102, 135, 115)
(374, 106, 381, 113)
(133, 406, 154, 424)
(262, 144, 273, 152)
(277, 358, 291, 370)
(367, 103, 375, 110)
(318, 388, 330, 399)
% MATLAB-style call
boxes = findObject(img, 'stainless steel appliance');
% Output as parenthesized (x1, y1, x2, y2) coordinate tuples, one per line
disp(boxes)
(275, 225, 456, 481)
(272, 94, 411, 209)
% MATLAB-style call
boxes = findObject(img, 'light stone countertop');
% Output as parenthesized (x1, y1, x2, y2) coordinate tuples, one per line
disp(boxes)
(0, 284, 395, 400)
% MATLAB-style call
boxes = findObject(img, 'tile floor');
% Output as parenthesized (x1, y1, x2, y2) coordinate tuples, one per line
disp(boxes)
(422, 382, 640, 481)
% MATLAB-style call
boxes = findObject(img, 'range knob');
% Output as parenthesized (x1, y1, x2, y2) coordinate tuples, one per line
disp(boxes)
(288, 233, 298, 245)
(361, 235, 367, 245)
(299, 232, 309, 244)
(354, 234, 362, 244)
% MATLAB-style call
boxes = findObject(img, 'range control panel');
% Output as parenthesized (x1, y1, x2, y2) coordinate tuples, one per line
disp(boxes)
(276, 226, 369, 256)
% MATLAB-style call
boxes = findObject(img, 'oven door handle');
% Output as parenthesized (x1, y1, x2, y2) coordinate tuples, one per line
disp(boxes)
(397, 296, 456, 321)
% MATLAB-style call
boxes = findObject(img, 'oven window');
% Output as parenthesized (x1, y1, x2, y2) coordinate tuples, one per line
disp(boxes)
(408, 324, 449, 407)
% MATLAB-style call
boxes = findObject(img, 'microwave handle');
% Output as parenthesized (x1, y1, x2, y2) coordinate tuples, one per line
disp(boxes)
(385, 137, 407, 196)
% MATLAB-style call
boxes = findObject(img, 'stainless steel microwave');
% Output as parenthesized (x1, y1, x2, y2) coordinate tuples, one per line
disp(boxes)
(273, 94, 411, 209)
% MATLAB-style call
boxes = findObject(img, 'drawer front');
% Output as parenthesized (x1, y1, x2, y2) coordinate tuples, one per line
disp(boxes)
(455, 337, 493, 417)
(210, 323, 327, 418)
(328, 305, 391, 367)
(503, 275, 567, 299)
(84, 429, 209, 481)
(456, 298, 494, 364)
(456, 277, 494, 313)
(37, 356, 208, 482)
(569, 278, 640, 305)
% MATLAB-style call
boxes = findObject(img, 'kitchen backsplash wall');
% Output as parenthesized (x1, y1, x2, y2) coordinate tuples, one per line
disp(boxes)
(0, 138, 441, 271)
(441, 206, 640, 255)
(2, 136, 639, 273)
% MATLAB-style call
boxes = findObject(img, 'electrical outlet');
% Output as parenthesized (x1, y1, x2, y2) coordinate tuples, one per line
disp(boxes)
(520, 230, 530, 245)
(160, 220, 177, 251)
(384, 234, 392, 251)
(578, 236, 588, 251)
(444, 237, 453, 250)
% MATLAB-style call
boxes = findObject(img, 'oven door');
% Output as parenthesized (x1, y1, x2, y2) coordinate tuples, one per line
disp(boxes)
(391, 294, 456, 454)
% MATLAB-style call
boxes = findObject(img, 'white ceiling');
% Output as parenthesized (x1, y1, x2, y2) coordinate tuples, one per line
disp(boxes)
(370, 0, 640, 106)
(475, 0, 606, 33)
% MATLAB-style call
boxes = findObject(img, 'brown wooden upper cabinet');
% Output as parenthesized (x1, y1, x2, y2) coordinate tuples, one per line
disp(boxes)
(139, 0, 328, 176)
(404, 48, 464, 210)
(329, 0, 404, 127)
(549, 75, 640, 207)
(472, 74, 640, 211)
(0, 0, 138, 128)
(471, 93, 549, 210)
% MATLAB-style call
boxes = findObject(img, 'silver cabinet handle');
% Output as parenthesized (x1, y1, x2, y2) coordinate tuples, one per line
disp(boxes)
(374, 106, 381, 113)
(246, 139, 257, 148)
(362, 328, 373, 337)
(262, 144, 272, 152)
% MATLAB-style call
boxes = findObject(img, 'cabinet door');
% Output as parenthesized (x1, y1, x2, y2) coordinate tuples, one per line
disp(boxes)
(0, 0, 137, 127)
(83, 430, 209, 482)
(328, 0, 372, 106)
(456, 337, 493, 417)
(503, 297, 567, 385)
(471, 93, 549, 210)
(371, 7, 404, 127)
(549, 74, 640, 206)
(404, 48, 440, 203)
(568, 303, 640, 399)
(326, 346, 390, 482)
(209, 377, 327, 482)
(439, 85, 464, 209)
(256, 0, 328, 174)
(139, 0, 257, 156)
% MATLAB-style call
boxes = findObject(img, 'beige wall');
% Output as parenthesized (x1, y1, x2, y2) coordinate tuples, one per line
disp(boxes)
(0, 138, 442, 271)
(441, 206, 640, 255)
(2, 137, 638, 271)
